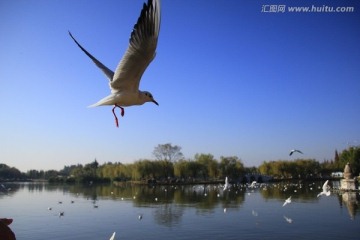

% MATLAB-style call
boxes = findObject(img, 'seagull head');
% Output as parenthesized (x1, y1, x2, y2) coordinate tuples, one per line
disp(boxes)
(142, 91, 159, 106)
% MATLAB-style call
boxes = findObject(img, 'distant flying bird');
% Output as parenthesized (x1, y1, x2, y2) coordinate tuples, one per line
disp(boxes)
(109, 232, 116, 240)
(69, 0, 161, 127)
(282, 196, 291, 207)
(289, 149, 303, 156)
(317, 180, 331, 197)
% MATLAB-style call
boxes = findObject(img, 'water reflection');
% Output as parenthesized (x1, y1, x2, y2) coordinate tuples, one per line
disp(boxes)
(341, 192, 359, 220)
(154, 204, 183, 227)
(1, 181, 359, 220)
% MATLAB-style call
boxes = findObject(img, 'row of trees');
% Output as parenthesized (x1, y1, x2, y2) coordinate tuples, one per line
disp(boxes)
(43, 154, 245, 183)
(329, 147, 360, 174)
(1, 144, 359, 183)
(253, 146, 360, 179)
(258, 159, 321, 179)
(97, 154, 245, 182)
(0, 164, 23, 179)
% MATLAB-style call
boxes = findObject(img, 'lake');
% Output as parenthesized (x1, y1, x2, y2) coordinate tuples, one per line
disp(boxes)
(0, 181, 359, 240)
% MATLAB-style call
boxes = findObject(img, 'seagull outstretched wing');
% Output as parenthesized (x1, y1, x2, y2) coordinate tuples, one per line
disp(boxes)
(68, 31, 114, 81)
(112, 0, 161, 93)
(283, 196, 291, 207)
(68, 0, 161, 93)
(317, 180, 331, 197)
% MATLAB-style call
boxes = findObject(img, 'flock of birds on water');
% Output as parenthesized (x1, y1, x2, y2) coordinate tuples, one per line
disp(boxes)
(1, 146, 333, 240)
(38, 177, 332, 240)
(2, 147, 310, 240)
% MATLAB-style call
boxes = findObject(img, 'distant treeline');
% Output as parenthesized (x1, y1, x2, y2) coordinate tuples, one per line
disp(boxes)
(1, 145, 359, 184)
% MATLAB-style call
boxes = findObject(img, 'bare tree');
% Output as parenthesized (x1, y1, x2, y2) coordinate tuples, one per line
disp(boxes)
(153, 143, 183, 163)
(153, 143, 183, 178)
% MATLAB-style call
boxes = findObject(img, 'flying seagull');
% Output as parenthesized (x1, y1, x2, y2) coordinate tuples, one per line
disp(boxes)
(282, 196, 291, 207)
(69, 0, 161, 127)
(317, 180, 331, 197)
(289, 149, 303, 156)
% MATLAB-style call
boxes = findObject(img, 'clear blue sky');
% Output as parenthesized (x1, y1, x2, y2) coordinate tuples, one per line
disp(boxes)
(1, 0, 359, 172)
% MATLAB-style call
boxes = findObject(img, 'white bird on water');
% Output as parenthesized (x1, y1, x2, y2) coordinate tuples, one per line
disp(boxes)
(283, 215, 293, 223)
(223, 177, 229, 191)
(252, 210, 258, 217)
(69, 0, 161, 127)
(0, 184, 10, 194)
(109, 232, 116, 240)
(282, 196, 291, 207)
(289, 149, 303, 156)
(317, 180, 331, 197)
(250, 181, 257, 188)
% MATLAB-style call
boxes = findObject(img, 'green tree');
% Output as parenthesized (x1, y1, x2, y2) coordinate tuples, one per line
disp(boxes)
(194, 153, 219, 179)
(0, 164, 23, 179)
(339, 146, 360, 174)
(258, 159, 320, 179)
(26, 169, 44, 179)
(44, 170, 59, 179)
(174, 160, 189, 179)
(132, 160, 157, 180)
(187, 161, 202, 178)
(218, 156, 244, 179)
(258, 161, 272, 176)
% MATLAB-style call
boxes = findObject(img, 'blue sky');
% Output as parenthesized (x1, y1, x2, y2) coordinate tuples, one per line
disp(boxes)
(1, 0, 359, 172)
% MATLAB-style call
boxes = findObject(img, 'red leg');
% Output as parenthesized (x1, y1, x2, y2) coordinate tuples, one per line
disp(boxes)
(112, 105, 125, 127)
(115, 104, 125, 117)
(121, 107, 124, 116)
(112, 106, 119, 128)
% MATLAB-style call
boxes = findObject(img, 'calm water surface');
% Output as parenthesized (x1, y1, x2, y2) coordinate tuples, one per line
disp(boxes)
(0, 181, 359, 240)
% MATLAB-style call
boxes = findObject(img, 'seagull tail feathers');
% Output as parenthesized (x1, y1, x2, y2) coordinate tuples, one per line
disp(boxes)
(87, 95, 116, 108)
(87, 103, 100, 108)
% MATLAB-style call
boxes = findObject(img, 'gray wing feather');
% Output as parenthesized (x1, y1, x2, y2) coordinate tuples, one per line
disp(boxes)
(68, 31, 114, 81)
